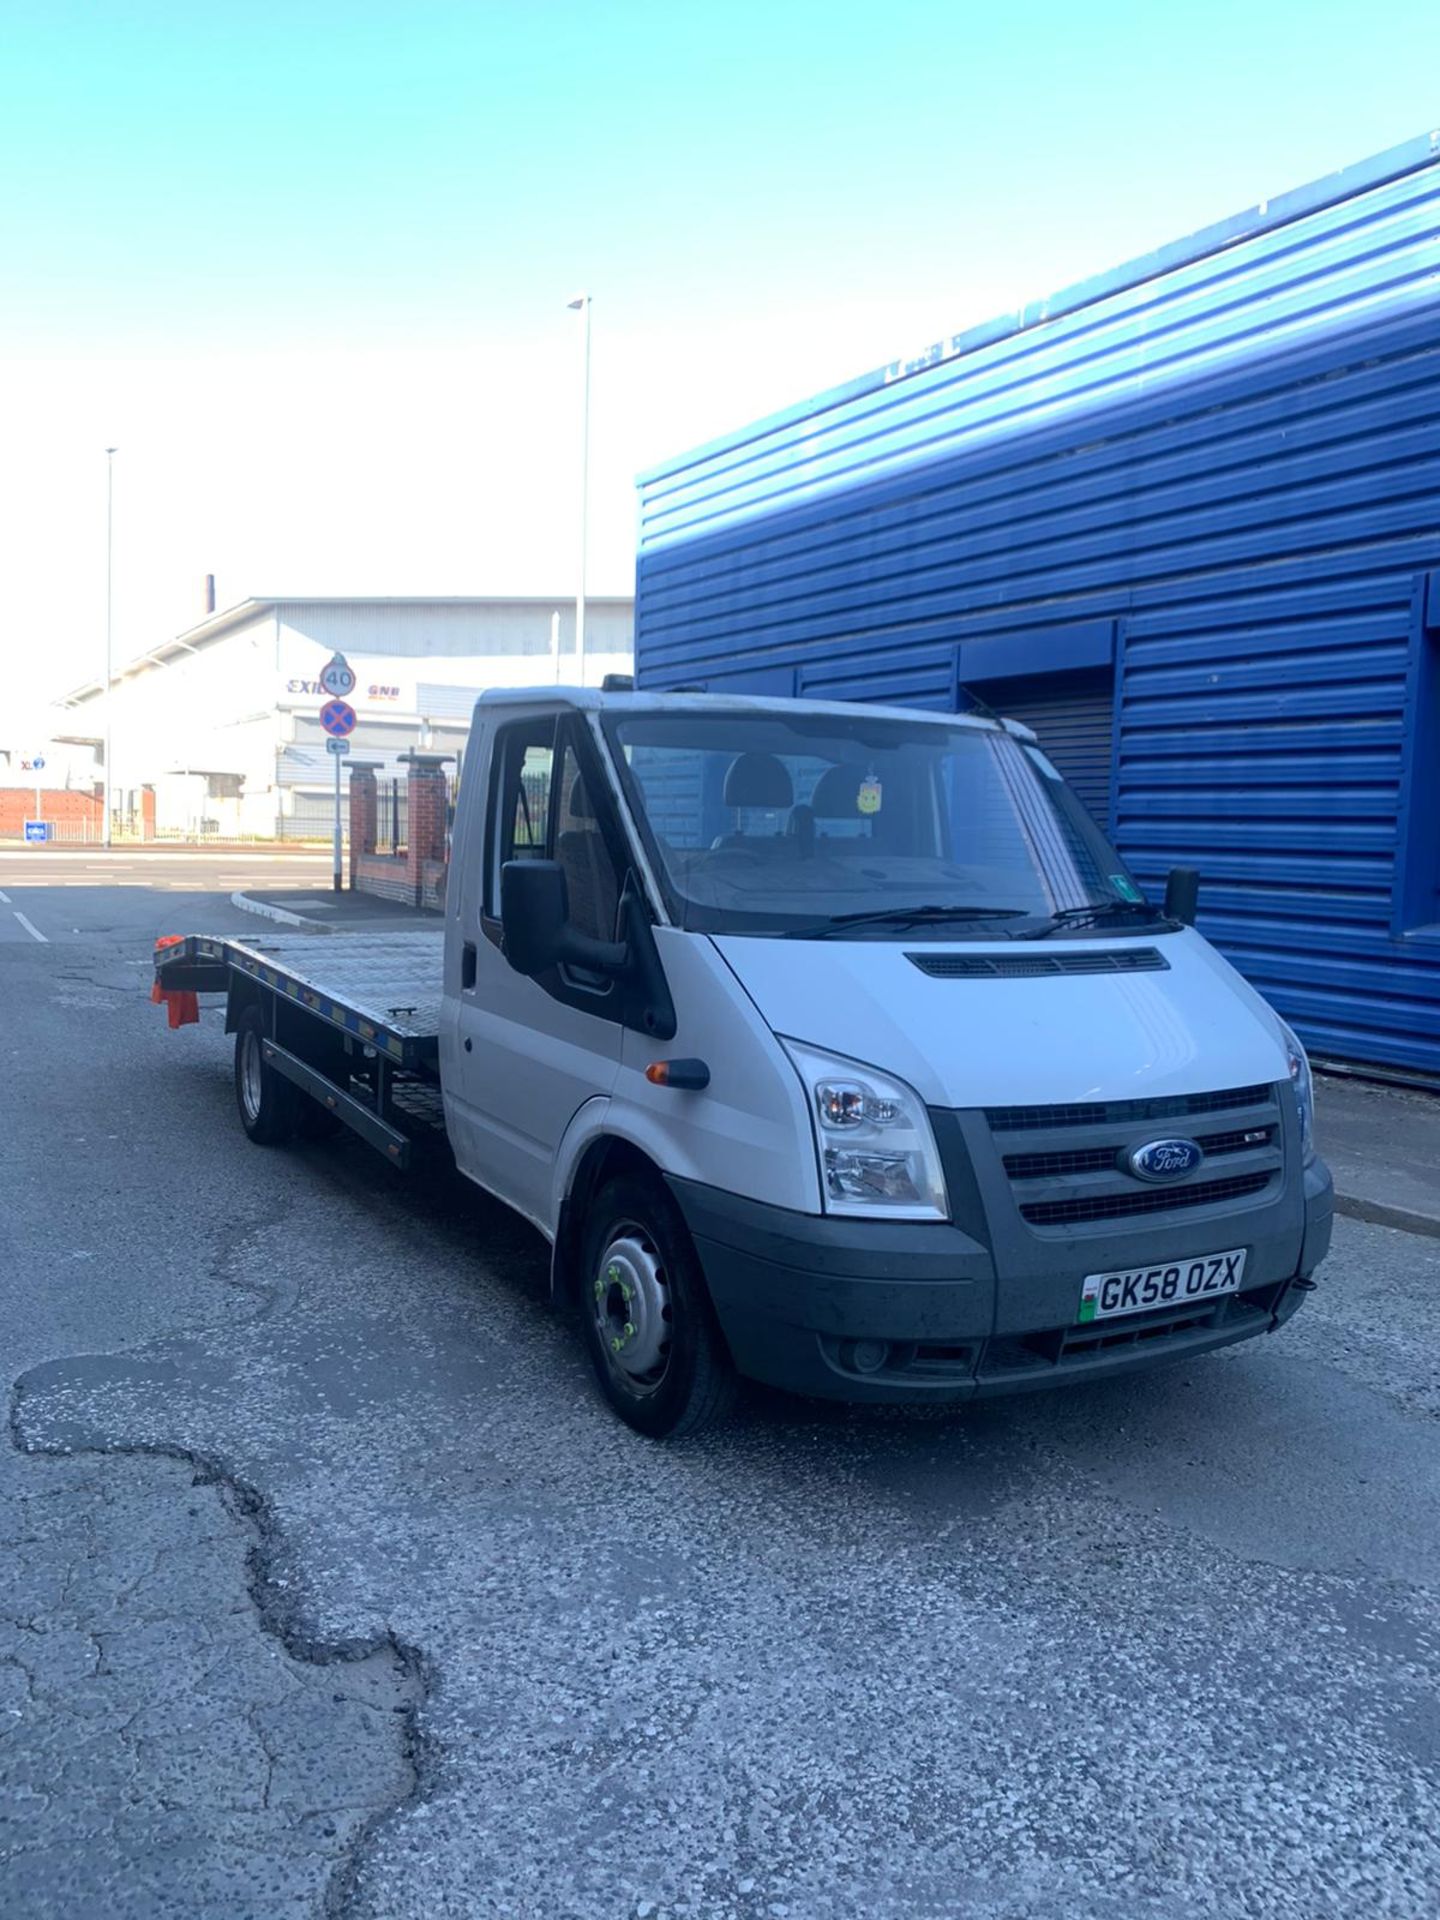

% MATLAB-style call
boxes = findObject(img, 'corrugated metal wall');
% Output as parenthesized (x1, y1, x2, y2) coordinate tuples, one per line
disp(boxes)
(634, 137, 1440, 1076)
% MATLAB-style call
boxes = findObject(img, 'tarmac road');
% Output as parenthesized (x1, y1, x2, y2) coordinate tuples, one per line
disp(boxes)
(0, 848, 333, 935)
(1, 863, 1437, 1919)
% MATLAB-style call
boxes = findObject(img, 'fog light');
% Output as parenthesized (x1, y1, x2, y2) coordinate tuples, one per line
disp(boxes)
(842, 1338, 891, 1375)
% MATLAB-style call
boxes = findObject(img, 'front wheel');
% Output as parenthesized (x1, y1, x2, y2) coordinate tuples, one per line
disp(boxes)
(578, 1176, 737, 1439)
(234, 1005, 298, 1146)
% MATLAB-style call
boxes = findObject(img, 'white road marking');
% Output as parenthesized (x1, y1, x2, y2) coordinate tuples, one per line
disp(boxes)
(13, 911, 47, 943)
(0, 889, 9, 903)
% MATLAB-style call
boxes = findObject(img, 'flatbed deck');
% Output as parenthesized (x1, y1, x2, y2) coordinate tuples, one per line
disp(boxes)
(157, 931, 445, 1068)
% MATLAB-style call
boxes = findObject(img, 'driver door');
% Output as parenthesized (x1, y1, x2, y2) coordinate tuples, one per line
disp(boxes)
(447, 712, 628, 1233)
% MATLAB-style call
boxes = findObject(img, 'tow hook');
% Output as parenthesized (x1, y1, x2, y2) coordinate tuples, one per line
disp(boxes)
(1269, 1272, 1316, 1329)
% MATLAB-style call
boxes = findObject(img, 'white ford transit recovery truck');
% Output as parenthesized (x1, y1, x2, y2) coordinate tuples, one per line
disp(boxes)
(155, 688, 1334, 1436)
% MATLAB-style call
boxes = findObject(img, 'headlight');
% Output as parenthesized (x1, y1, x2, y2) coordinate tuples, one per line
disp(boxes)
(1279, 1020, 1316, 1164)
(781, 1039, 949, 1220)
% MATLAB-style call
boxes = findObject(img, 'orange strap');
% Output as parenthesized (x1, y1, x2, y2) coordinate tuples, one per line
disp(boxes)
(152, 936, 200, 1027)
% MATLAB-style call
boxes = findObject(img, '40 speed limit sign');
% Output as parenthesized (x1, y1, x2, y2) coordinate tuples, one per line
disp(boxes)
(318, 653, 356, 698)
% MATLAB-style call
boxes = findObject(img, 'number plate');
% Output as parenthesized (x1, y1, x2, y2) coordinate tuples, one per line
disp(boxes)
(1078, 1247, 1248, 1324)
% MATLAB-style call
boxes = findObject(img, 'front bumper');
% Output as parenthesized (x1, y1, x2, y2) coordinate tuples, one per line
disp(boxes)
(670, 1156, 1334, 1405)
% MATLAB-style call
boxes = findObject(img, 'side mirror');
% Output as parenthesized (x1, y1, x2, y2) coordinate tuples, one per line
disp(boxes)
(1164, 866, 1200, 926)
(500, 859, 628, 978)
(501, 859, 568, 976)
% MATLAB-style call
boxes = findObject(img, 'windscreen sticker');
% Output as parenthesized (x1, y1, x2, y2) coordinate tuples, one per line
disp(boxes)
(1110, 874, 1143, 903)
(857, 775, 882, 816)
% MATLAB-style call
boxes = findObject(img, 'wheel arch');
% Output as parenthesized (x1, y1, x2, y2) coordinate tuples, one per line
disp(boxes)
(551, 1132, 674, 1308)
(225, 973, 348, 1077)
(224, 970, 266, 1036)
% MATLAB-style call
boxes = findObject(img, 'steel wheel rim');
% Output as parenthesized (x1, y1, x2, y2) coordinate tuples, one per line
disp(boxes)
(591, 1224, 672, 1394)
(240, 1030, 264, 1122)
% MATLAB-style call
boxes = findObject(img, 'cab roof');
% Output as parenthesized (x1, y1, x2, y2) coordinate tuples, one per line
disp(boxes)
(474, 683, 1026, 737)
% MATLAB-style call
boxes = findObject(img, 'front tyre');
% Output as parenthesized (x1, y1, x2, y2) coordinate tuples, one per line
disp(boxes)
(234, 1005, 298, 1146)
(579, 1176, 737, 1439)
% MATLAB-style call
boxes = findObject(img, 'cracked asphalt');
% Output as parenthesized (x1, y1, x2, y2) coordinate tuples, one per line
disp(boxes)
(2, 859, 1438, 1919)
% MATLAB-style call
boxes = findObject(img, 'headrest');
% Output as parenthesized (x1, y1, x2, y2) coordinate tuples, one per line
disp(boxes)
(568, 774, 595, 821)
(810, 764, 864, 818)
(723, 752, 793, 810)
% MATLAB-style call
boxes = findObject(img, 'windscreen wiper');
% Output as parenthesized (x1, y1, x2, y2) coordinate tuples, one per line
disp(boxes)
(784, 905, 1030, 940)
(1016, 900, 1170, 940)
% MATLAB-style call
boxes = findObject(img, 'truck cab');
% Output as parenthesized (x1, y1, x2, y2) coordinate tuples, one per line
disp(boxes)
(438, 687, 1333, 1436)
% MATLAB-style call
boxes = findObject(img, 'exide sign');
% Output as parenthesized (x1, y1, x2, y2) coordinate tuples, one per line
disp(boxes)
(284, 680, 404, 702)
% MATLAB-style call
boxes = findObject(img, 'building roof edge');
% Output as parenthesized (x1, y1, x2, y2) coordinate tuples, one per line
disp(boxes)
(637, 128, 1440, 488)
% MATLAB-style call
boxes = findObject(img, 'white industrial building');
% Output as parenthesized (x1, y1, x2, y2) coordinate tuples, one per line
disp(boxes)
(56, 595, 634, 838)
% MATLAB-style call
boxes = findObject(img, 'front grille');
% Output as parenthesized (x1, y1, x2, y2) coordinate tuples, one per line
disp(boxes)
(987, 1084, 1270, 1133)
(1003, 1123, 1275, 1182)
(980, 1082, 1285, 1233)
(908, 948, 1168, 979)
(1018, 1170, 1273, 1227)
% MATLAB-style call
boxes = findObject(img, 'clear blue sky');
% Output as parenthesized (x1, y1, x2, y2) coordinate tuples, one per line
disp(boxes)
(2, 0, 1437, 705)
(6, 0, 1438, 356)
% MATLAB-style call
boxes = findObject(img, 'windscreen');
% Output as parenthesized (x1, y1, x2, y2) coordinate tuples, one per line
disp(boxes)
(602, 707, 1151, 938)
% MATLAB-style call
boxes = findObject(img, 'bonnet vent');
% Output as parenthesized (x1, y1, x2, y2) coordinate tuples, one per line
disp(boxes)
(906, 948, 1169, 979)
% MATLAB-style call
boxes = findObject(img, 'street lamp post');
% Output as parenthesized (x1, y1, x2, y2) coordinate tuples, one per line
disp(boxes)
(103, 446, 117, 849)
(566, 293, 592, 686)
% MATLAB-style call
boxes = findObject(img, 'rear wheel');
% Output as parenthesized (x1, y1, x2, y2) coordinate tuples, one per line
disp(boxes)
(578, 1175, 737, 1439)
(234, 1005, 298, 1146)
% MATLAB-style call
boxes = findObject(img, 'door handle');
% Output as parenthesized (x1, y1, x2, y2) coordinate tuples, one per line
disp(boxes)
(461, 941, 477, 991)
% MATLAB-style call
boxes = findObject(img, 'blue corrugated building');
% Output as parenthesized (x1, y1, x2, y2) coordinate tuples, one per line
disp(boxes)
(634, 134, 1440, 1080)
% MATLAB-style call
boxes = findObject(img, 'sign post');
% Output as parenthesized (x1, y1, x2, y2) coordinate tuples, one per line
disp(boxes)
(22, 755, 45, 823)
(319, 691, 358, 892)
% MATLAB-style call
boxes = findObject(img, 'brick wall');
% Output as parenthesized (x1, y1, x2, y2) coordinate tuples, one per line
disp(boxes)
(406, 769, 448, 897)
(350, 761, 450, 912)
(1, 787, 160, 841)
(0, 788, 103, 836)
(419, 859, 448, 913)
(354, 853, 413, 904)
(348, 767, 379, 884)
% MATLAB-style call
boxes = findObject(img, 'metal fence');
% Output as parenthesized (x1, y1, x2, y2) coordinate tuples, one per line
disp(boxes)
(276, 795, 338, 843)
(9, 771, 460, 850)
(375, 779, 408, 855)
(22, 818, 101, 845)
(13, 819, 334, 846)
(515, 768, 551, 850)
(27, 807, 142, 846)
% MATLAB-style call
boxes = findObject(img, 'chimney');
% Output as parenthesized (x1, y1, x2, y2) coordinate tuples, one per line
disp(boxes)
(204, 574, 216, 615)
